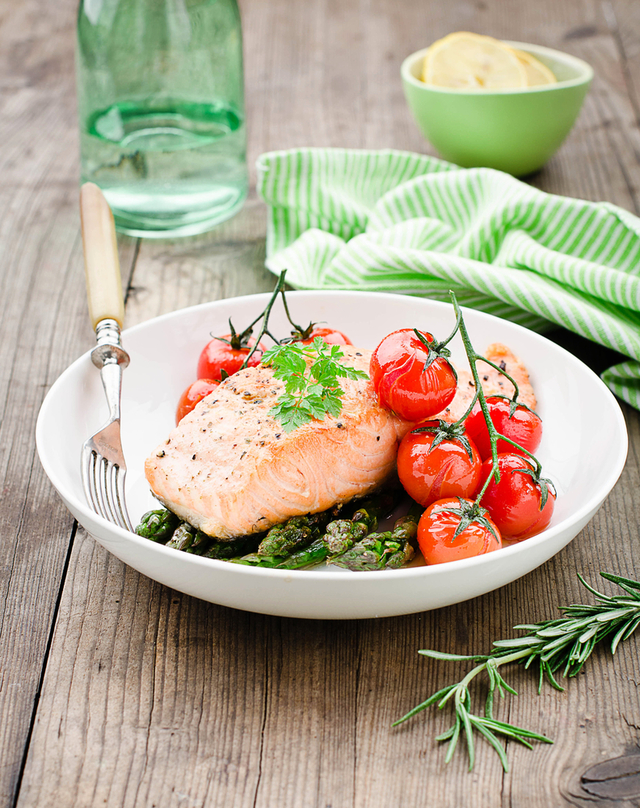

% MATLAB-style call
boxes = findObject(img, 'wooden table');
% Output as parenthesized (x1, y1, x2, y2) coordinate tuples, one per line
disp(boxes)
(3, 0, 640, 805)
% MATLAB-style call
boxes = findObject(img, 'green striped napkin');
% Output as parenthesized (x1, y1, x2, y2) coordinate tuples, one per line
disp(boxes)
(257, 147, 640, 410)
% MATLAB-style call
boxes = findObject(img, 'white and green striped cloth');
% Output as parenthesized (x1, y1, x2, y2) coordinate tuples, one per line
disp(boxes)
(256, 147, 640, 409)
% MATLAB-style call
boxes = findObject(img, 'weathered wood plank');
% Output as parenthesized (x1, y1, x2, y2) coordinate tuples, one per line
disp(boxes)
(0, 174, 138, 804)
(0, 2, 140, 803)
(17, 530, 269, 808)
(606, 0, 640, 126)
(123, 198, 272, 329)
(0, 189, 137, 800)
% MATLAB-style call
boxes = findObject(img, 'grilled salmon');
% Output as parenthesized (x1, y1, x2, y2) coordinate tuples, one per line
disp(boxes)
(145, 343, 536, 538)
(145, 347, 412, 538)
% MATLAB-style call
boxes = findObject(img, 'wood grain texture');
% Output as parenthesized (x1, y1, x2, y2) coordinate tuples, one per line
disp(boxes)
(0, 0, 139, 803)
(4, 0, 640, 806)
(17, 529, 268, 808)
(124, 198, 272, 329)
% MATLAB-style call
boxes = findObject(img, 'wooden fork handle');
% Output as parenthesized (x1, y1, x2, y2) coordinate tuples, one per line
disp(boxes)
(80, 182, 125, 330)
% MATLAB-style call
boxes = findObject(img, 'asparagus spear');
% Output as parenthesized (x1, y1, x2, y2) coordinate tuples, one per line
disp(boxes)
(134, 507, 214, 553)
(276, 487, 406, 570)
(328, 514, 418, 571)
(232, 517, 332, 568)
(135, 508, 181, 543)
(230, 552, 287, 568)
(257, 512, 329, 556)
(203, 535, 261, 560)
(233, 511, 336, 566)
(187, 529, 215, 555)
(165, 524, 260, 558)
(168, 507, 341, 565)
(277, 507, 379, 569)
(258, 485, 402, 557)
(138, 508, 322, 566)
(273, 538, 328, 570)
(166, 522, 197, 551)
(324, 508, 377, 554)
(247, 488, 398, 567)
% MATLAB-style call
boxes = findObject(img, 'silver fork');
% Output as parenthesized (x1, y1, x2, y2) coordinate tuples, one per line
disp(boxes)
(79, 182, 133, 531)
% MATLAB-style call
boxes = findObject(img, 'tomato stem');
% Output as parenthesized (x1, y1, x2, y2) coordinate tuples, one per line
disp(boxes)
(433, 306, 463, 352)
(457, 389, 480, 425)
(240, 270, 289, 369)
(492, 435, 543, 477)
(449, 294, 503, 491)
(476, 356, 522, 405)
(278, 282, 319, 341)
(448, 292, 550, 504)
(474, 462, 497, 503)
(210, 270, 289, 354)
(412, 325, 459, 384)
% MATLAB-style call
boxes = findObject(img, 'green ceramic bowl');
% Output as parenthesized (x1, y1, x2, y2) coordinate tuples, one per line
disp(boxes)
(401, 41, 593, 176)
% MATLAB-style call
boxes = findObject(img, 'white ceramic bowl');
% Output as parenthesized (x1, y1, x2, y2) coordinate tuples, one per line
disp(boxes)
(36, 292, 627, 619)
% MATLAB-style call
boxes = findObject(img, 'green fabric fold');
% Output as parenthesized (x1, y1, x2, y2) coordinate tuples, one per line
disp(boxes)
(257, 147, 640, 409)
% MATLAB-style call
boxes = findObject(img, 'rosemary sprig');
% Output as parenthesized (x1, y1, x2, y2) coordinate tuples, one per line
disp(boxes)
(394, 572, 640, 772)
(261, 338, 369, 432)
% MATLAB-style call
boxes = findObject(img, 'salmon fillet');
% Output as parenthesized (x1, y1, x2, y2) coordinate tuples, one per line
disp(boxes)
(145, 347, 413, 538)
(438, 343, 537, 423)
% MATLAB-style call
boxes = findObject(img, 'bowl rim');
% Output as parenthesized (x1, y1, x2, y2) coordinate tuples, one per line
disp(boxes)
(401, 40, 594, 95)
(36, 290, 628, 584)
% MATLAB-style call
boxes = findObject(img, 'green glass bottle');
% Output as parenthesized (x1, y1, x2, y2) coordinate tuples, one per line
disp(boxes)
(76, 0, 248, 238)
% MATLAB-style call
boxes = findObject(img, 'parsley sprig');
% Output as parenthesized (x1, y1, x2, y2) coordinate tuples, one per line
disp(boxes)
(261, 338, 369, 432)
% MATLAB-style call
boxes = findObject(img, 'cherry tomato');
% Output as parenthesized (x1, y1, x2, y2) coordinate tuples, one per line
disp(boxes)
(397, 422, 482, 507)
(465, 397, 543, 461)
(197, 335, 265, 381)
(370, 329, 457, 421)
(300, 326, 353, 346)
(417, 497, 502, 565)
(478, 453, 556, 541)
(176, 379, 220, 424)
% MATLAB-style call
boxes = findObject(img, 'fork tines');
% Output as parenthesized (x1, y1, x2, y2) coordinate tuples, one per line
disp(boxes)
(82, 440, 133, 531)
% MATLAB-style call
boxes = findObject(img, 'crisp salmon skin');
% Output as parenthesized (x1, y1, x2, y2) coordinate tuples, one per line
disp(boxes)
(145, 347, 413, 538)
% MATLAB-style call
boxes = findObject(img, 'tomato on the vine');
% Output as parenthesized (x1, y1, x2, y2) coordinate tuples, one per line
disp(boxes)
(370, 328, 457, 421)
(417, 497, 502, 565)
(477, 453, 556, 541)
(299, 326, 352, 346)
(176, 379, 220, 424)
(465, 397, 542, 461)
(397, 421, 482, 507)
(197, 334, 265, 381)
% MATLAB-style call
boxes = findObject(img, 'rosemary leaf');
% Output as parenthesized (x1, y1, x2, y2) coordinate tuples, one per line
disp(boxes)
(471, 720, 509, 770)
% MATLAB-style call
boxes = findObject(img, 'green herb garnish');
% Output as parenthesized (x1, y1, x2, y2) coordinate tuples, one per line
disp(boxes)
(394, 572, 640, 772)
(261, 337, 369, 432)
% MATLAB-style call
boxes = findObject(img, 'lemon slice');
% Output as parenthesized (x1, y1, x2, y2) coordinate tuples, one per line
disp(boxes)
(514, 49, 557, 86)
(423, 32, 527, 89)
